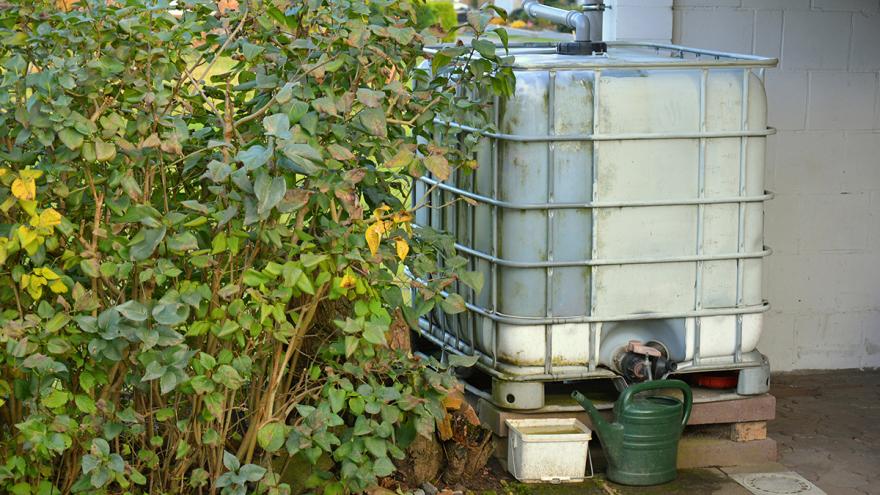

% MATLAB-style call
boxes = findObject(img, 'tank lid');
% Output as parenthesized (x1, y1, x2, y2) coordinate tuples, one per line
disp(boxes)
(426, 41, 777, 71)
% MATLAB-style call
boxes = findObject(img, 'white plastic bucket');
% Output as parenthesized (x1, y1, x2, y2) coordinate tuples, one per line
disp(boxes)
(506, 418, 592, 483)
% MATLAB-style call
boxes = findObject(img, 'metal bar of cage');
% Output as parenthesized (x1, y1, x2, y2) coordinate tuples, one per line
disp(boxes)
(418, 176, 773, 210)
(491, 95, 500, 368)
(694, 68, 708, 366)
(545, 70, 557, 375)
(434, 120, 776, 142)
(589, 69, 601, 372)
(449, 242, 771, 268)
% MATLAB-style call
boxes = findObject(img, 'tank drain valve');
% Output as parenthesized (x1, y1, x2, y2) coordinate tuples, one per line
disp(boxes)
(616, 340, 678, 383)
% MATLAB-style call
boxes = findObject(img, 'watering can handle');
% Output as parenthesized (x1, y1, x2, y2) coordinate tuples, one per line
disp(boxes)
(618, 379, 693, 430)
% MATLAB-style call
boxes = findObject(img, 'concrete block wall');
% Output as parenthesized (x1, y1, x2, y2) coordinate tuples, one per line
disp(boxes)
(605, 0, 674, 43)
(671, 0, 880, 370)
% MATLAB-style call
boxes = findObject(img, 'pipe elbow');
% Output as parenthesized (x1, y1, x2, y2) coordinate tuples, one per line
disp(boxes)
(569, 12, 590, 42)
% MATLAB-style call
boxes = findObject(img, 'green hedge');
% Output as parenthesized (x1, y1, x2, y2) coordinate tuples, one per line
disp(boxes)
(416, 1, 459, 32)
(0, 1, 514, 494)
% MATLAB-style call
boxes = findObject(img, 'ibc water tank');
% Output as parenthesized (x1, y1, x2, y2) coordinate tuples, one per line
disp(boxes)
(414, 42, 777, 409)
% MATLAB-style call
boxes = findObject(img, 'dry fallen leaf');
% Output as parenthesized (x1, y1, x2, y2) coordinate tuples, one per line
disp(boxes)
(217, 0, 239, 13)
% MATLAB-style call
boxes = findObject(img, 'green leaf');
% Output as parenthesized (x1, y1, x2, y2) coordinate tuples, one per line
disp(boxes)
(362, 322, 387, 345)
(257, 422, 286, 453)
(167, 232, 199, 252)
(203, 160, 232, 183)
(372, 456, 395, 477)
(129, 227, 166, 261)
(254, 173, 287, 216)
(424, 154, 450, 181)
(94, 140, 116, 162)
(312, 96, 338, 116)
(281, 142, 323, 175)
(202, 428, 220, 446)
(328, 387, 346, 413)
(41, 389, 70, 409)
(441, 293, 467, 314)
(213, 365, 245, 390)
(236, 145, 271, 171)
(46, 337, 72, 354)
(58, 129, 84, 150)
(493, 27, 509, 51)
(240, 41, 264, 61)
(364, 437, 387, 458)
(222, 451, 240, 471)
(152, 302, 190, 326)
(356, 88, 384, 108)
(239, 464, 267, 482)
(243, 269, 272, 287)
(117, 300, 148, 322)
(447, 354, 479, 368)
(262, 113, 291, 139)
(459, 270, 484, 294)
(472, 39, 497, 59)
(359, 108, 387, 137)
(75, 394, 97, 415)
(160, 371, 178, 394)
(45, 312, 71, 333)
(348, 396, 365, 415)
(431, 51, 452, 77)
(80, 259, 100, 278)
(81, 454, 100, 475)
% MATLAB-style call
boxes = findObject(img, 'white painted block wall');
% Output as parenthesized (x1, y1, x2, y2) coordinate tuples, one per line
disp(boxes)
(667, 0, 880, 370)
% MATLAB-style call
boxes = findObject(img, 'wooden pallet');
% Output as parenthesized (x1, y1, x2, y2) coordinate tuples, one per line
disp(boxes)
(475, 388, 777, 469)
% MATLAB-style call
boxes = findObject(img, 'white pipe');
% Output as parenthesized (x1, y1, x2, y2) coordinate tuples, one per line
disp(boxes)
(522, 0, 591, 42)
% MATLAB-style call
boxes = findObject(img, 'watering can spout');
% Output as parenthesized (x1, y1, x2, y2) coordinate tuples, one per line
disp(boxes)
(571, 391, 624, 462)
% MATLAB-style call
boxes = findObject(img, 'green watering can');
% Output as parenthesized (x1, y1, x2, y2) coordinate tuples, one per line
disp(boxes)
(572, 379, 692, 486)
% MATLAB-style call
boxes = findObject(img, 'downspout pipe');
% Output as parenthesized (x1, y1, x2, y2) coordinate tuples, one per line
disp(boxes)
(522, 0, 590, 42)
(521, 0, 606, 55)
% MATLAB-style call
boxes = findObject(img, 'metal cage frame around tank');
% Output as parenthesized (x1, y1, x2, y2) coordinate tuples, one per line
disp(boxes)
(414, 41, 779, 384)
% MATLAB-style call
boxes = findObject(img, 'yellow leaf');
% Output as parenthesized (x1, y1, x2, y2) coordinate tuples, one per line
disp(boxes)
(29, 275, 47, 290)
(24, 274, 46, 300)
(365, 223, 382, 256)
(26, 283, 43, 300)
(49, 280, 68, 294)
(37, 267, 60, 280)
(0, 196, 15, 213)
(392, 212, 412, 224)
(17, 226, 37, 247)
(339, 272, 357, 289)
(17, 226, 42, 256)
(395, 238, 409, 261)
(36, 208, 62, 229)
(56, 0, 79, 11)
(19, 199, 38, 217)
(371, 204, 391, 220)
(20, 170, 43, 180)
(11, 177, 35, 200)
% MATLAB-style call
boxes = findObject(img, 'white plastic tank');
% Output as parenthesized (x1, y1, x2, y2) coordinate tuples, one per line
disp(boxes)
(415, 42, 777, 409)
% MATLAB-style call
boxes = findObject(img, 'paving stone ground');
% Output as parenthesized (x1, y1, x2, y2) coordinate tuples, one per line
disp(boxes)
(770, 369, 880, 495)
